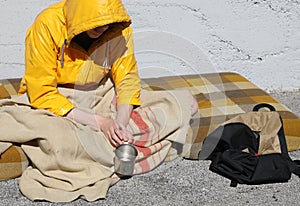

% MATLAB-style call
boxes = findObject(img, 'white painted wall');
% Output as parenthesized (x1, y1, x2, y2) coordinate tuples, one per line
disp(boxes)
(0, 0, 299, 91)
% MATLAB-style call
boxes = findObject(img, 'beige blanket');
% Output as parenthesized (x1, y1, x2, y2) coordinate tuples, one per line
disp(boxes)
(0, 79, 194, 202)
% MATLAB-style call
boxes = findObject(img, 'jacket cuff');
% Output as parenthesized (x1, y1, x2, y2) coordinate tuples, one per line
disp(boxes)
(54, 102, 75, 116)
(117, 97, 141, 107)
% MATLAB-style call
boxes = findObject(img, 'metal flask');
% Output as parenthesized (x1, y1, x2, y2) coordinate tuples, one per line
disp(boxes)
(114, 143, 138, 176)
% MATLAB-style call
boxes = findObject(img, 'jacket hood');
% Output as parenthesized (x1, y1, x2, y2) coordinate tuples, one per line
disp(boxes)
(64, 0, 131, 43)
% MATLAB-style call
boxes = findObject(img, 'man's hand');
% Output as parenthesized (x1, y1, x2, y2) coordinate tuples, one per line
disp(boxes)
(66, 108, 128, 147)
(95, 115, 129, 146)
(116, 104, 134, 143)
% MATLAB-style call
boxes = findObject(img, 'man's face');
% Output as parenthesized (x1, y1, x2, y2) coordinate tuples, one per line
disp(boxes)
(86, 25, 109, 39)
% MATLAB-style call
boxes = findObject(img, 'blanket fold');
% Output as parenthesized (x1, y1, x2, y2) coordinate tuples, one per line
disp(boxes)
(0, 80, 194, 202)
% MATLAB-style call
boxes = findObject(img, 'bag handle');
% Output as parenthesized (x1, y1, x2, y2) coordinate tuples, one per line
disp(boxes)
(253, 103, 276, 112)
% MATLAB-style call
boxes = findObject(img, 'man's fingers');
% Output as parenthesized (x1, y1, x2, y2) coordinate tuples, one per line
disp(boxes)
(110, 128, 123, 145)
(105, 131, 117, 147)
(117, 124, 133, 142)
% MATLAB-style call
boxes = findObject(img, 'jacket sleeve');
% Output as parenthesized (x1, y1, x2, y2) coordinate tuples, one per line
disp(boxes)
(110, 27, 141, 106)
(24, 17, 74, 116)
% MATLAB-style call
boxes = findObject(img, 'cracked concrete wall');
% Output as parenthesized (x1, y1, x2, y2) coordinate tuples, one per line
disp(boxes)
(0, 0, 299, 91)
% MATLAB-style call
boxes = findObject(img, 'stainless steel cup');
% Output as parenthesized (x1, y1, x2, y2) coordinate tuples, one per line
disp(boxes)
(114, 143, 138, 176)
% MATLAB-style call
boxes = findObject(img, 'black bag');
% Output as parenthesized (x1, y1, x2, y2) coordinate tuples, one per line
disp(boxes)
(199, 103, 300, 187)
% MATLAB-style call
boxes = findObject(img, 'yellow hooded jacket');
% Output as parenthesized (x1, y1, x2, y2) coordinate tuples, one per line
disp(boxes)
(18, 0, 141, 116)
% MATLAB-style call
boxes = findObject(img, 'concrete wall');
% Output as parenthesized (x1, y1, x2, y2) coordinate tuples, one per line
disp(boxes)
(1, 0, 299, 91)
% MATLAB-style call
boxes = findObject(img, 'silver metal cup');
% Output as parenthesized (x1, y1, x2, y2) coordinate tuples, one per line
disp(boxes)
(114, 143, 138, 176)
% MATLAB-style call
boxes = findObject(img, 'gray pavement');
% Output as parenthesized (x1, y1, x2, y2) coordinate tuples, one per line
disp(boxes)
(0, 90, 299, 206)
